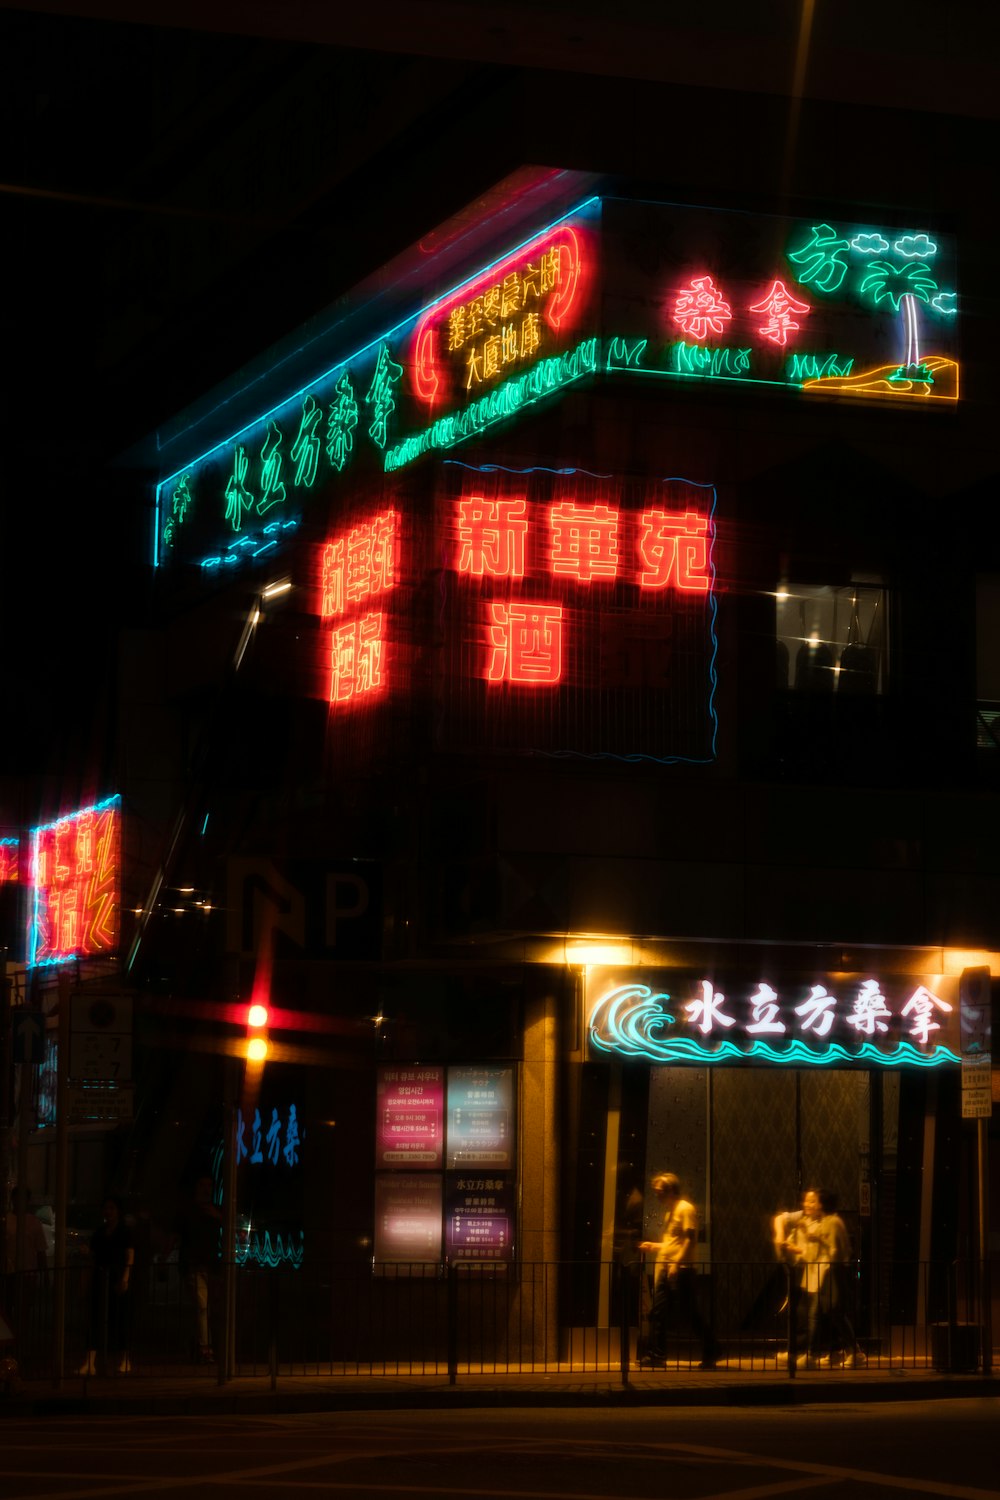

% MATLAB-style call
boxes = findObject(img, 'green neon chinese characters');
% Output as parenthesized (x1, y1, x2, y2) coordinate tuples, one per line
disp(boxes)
(258, 420, 287, 515)
(290, 395, 322, 488)
(787, 222, 851, 293)
(365, 344, 403, 450)
(163, 474, 193, 549)
(225, 446, 255, 532)
(327, 373, 358, 472)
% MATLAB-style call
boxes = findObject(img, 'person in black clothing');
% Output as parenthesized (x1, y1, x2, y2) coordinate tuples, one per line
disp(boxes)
(79, 1196, 134, 1375)
(178, 1175, 222, 1364)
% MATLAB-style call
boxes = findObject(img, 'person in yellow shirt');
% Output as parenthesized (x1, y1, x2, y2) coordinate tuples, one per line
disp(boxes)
(638, 1172, 718, 1369)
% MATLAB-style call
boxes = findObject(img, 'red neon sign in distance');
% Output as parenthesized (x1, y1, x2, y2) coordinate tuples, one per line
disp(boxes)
(413, 224, 588, 408)
(33, 802, 121, 963)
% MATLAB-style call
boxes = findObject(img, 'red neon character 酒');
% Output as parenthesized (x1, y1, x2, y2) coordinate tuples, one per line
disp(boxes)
(487, 602, 563, 685)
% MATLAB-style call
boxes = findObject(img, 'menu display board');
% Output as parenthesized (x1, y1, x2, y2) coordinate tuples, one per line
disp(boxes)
(374, 1174, 443, 1265)
(446, 1066, 515, 1169)
(446, 1175, 515, 1264)
(375, 1065, 444, 1167)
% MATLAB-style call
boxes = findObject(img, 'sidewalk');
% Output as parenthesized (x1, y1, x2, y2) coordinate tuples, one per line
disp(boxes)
(3, 1363, 997, 1418)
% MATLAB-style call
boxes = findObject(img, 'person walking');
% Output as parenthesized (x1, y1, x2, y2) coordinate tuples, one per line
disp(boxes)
(78, 1196, 134, 1376)
(638, 1172, 718, 1369)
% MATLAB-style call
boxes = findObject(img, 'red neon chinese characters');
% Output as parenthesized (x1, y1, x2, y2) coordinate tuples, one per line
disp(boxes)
(320, 510, 396, 618)
(749, 279, 811, 346)
(638, 510, 711, 592)
(329, 612, 385, 704)
(31, 801, 121, 964)
(456, 495, 528, 577)
(487, 602, 563, 685)
(548, 502, 620, 583)
(672, 275, 732, 341)
(0, 842, 18, 884)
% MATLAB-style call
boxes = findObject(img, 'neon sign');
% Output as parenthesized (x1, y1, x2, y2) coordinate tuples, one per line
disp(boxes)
(413, 223, 587, 408)
(29, 795, 121, 968)
(588, 969, 961, 1067)
(320, 509, 398, 707)
(0, 838, 18, 884)
(236, 1103, 302, 1167)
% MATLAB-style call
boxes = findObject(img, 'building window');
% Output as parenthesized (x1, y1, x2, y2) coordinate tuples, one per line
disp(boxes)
(776, 578, 887, 695)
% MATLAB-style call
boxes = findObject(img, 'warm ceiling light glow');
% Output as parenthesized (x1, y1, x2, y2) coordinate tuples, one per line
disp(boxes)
(943, 949, 1000, 977)
(565, 939, 633, 966)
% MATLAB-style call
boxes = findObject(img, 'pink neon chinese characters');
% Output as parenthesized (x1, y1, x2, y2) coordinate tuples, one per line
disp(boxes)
(32, 802, 121, 964)
(548, 502, 620, 582)
(672, 275, 732, 341)
(456, 495, 528, 577)
(749, 279, 811, 346)
(487, 602, 563, 685)
(639, 510, 710, 592)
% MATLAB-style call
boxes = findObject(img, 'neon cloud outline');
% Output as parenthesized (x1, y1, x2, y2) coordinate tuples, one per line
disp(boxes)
(153, 196, 601, 559)
(850, 233, 890, 254)
(931, 291, 957, 315)
(894, 233, 938, 259)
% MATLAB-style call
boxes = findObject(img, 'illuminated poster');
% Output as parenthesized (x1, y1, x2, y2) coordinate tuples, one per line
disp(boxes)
(446, 1066, 515, 1169)
(376, 1065, 444, 1167)
(28, 796, 121, 968)
(446, 1175, 515, 1264)
(588, 968, 962, 1067)
(374, 1173, 443, 1265)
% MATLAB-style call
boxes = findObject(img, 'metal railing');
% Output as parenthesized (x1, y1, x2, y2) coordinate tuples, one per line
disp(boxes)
(0, 1255, 990, 1385)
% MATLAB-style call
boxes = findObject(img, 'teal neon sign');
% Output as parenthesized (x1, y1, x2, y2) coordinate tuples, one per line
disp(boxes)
(588, 973, 961, 1068)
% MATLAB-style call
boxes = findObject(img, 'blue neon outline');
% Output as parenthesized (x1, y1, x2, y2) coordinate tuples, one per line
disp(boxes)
(590, 1029, 959, 1068)
(153, 195, 602, 563)
(28, 794, 122, 969)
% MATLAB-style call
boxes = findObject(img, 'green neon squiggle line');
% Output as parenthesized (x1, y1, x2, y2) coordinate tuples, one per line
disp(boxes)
(671, 342, 751, 378)
(590, 1030, 959, 1068)
(786, 353, 855, 380)
(383, 338, 598, 472)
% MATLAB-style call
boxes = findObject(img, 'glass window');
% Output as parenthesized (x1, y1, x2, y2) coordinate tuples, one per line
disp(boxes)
(776, 578, 887, 695)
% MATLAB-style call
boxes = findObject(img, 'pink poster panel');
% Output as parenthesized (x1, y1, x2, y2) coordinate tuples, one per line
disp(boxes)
(376, 1065, 444, 1168)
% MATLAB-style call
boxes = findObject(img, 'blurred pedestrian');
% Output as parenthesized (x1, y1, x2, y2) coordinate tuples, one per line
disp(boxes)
(178, 1175, 222, 1364)
(638, 1172, 718, 1369)
(78, 1196, 134, 1375)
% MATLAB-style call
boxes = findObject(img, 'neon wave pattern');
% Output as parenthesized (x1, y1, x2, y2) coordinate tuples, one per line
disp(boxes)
(588, 985, 959, 1068)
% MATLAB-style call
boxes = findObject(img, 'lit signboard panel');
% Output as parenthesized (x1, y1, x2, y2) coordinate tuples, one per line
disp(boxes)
(445, 1175, 515, 1264)
(446, 1066, 515, 1170)
(375, 1065, 444, 1168)
(28, 795, 121, 968)
(588, 968, 961, 1067)
(374, 1173, 443, 1265)
(0, 838, 18, 884)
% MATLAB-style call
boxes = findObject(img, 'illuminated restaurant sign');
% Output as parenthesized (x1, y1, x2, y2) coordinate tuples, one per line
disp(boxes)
(446, 1066, 515, 1169)
(28, 795, 121, 968)
(446, 1176, 514, 1263)
(154, 192, 958, 578)
(315, 468, 717, 763)
(588, 968, 961, 1067)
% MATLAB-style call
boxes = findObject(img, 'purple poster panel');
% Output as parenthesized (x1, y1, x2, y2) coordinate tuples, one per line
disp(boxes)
(446, 1066, 515, 1169)
(374, 1174, 443, 1265)
(376, 1065, 444, 1167)
(446, 1175, 515, 1263)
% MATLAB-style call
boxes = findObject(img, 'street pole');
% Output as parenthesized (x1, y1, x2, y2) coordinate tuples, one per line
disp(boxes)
(53, 975, 70, 1386)
(978, 1117, 991, 1374)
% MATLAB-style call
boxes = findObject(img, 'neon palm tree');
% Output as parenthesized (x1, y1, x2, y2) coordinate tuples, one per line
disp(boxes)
(858, 261, 938, 376)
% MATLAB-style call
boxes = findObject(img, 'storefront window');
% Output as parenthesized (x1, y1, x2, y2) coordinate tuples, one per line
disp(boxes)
(776, 579, 887, 695)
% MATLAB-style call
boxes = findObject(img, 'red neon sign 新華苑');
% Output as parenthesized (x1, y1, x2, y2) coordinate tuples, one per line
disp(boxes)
(413, 224, 587, 407)
(455, 495, 528, 577)
(30, 799, 121, 966)
(548, 502, 620, 583)
(638, 510, 711, 592)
